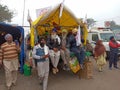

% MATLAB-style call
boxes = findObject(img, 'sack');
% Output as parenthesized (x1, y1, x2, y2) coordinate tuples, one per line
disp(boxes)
(69, 57, 80, 73)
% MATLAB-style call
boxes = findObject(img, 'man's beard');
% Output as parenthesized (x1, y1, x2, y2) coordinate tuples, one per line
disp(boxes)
(51, 34, 56, 40)
(40, 43, 45, 47)
(73, 33, 77, 36)
(62, 34, 67, 39)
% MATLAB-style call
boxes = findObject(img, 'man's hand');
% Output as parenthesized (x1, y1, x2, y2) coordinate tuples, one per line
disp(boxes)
(43, 54, 49, 59)
(61, 47, 66, 51)
(16, 44, 21, 52)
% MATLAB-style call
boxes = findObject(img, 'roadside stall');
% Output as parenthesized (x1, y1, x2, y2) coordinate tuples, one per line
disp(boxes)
(29, 4, 91, 78)
(0, 22, 25, 73)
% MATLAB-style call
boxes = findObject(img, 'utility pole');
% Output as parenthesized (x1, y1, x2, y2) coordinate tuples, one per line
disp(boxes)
(22, 0, 26, 26)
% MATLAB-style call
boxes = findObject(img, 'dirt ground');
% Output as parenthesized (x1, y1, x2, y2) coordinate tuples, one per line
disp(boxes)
(0, 60, 120, 90)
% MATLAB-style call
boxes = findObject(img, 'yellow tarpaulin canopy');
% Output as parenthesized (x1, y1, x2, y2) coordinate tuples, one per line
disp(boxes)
(30, 4, 88, 47)
(32, 4, 82, 35)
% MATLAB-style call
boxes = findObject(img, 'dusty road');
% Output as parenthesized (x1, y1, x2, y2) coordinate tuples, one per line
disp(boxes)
(0, 60, 120, 90)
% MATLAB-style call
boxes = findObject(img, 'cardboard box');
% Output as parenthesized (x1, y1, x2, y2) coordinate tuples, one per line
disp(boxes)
(79, 61, 93, 79)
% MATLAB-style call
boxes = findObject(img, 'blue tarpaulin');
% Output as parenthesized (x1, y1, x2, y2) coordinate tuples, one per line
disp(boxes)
(0, 22, 25, 73)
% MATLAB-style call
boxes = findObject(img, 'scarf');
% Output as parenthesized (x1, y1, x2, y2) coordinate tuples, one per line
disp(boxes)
(94, 40, 106, 57)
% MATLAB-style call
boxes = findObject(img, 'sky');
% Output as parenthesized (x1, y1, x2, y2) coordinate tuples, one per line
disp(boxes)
(1, 0, 120, 27)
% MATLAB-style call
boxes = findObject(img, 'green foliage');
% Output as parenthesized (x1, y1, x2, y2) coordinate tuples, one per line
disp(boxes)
(87, 18, 96, 28)
(0, 4, 14, 22)
(108, 21, 120, 30)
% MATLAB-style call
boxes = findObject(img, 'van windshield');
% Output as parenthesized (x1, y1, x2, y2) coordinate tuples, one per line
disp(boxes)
(100, 33, 114, 42)
(113, 31, 120, 41)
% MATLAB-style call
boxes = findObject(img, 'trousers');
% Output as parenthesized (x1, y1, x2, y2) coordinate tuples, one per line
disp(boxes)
(3, 59, 18, 87)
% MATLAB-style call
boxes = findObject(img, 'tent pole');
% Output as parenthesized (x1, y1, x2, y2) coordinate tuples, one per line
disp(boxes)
(59, 5, 61, 26)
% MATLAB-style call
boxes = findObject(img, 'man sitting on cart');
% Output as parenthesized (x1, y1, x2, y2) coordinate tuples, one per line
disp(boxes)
(47, 28, 61, 74)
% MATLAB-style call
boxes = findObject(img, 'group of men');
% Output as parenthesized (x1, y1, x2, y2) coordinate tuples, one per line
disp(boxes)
(1, 27, 120, 90)
(29, 28, 86, 90)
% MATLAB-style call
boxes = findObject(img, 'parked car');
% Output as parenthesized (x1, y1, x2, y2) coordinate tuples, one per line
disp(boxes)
(87, 27, 120, 60)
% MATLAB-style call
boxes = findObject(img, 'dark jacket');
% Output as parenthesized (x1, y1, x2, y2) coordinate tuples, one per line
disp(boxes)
(47, 35, 61, 50)
(69, 35, 77, 49)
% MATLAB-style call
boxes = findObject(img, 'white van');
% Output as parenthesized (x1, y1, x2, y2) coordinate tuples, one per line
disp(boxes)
(87, 27, 120, 58)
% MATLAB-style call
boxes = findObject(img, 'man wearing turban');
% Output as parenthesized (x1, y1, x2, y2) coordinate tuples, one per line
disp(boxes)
(60, 29, 70, 70)
(69, 28, 85, 69)
(47, 29, 61, 74)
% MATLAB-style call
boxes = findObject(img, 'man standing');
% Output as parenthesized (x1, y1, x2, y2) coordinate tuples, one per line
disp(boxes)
(32, 37, 49, 90)
(47, 29, 61, 74)
(1, 34, 20, 90)
(109, 36, 120, 69)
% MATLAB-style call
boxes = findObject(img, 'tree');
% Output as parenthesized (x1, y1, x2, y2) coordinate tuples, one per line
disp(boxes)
(110, 21, 120, 30)
(86, 18, 96, 28)
(78, 18, 96, 29)
(104, 20, 120, 30)
(110, 20, 116, 27)
(0, 4, 14, 22)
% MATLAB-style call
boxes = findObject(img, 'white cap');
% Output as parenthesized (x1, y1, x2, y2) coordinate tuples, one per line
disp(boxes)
(4, 33, 12, 40)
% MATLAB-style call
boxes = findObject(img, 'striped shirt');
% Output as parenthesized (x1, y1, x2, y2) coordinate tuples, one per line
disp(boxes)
(1, 42, 19, 60)
(0, 49, 2, 60)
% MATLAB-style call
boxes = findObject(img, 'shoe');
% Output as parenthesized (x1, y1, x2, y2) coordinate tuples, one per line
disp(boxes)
(52, 68, 56, 74)
(12, 82, 16, 86)
(39, 81, 43, 85)
(63, 65, 68, 71)
(38, 77, 43, 85)
(98, 70, 103, 72)
(7, 86, 11, 90)
(66, 67, 70, 71)
(63, 66, 66, 70)
(98, 68, 102, 72)
(114, 66, 119, 69)
(109, 67, 112, 70)
(56, 68, 59, 72)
